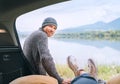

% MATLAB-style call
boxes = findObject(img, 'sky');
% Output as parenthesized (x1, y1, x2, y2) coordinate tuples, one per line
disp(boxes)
(16, 0, 120, 32)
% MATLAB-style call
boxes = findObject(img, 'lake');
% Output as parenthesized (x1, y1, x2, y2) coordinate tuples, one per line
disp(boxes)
(20, 38, 120, 67)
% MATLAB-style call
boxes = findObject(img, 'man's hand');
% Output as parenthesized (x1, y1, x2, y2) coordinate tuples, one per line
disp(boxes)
(62, 79, 72, 84)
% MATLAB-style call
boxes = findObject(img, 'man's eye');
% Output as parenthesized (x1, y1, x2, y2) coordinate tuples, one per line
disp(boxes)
(54, 27, 57, 30)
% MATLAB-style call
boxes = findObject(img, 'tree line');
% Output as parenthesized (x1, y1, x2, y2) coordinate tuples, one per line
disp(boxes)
(53, 30, 120, 42)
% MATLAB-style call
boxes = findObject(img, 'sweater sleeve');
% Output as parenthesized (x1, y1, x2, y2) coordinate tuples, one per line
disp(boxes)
(37, 32, 63, 84)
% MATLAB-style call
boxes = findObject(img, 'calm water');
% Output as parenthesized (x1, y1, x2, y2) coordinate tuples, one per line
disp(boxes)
(20, 38, 120, 66)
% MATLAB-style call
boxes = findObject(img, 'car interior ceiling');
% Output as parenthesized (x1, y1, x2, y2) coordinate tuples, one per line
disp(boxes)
(0, 0, 68, 19)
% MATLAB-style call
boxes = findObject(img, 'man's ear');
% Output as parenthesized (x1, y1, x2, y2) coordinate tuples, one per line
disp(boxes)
(42, 27, 46, 32)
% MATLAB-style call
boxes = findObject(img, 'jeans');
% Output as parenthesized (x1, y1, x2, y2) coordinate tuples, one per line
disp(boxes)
(71, 73, 98, 84)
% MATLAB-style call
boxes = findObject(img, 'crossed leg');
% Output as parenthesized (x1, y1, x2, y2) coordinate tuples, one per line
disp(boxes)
(67, 56, 105, 84)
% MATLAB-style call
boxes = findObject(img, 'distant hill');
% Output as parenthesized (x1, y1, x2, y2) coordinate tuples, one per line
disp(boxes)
(58, 17, 120, 33)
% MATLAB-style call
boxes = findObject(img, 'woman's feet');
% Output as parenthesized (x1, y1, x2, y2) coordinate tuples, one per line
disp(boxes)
(88, 58, 106, 84)
(88, 58, 98, 79)
(67, 56, 87, 76)
(67, 56, 79, 76)
(67, 56, 97, 78)
(67, 56, 106, 84)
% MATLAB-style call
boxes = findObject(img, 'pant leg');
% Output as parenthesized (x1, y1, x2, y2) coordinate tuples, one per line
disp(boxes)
(71, 73, 98, 84)
(9, 75, 58, 84)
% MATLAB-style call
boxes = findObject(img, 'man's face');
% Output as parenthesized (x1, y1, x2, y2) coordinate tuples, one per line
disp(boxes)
(43, 25, 57, 37)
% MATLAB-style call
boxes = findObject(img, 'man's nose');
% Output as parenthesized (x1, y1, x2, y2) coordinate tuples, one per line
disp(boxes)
(51, 28, 55, 32)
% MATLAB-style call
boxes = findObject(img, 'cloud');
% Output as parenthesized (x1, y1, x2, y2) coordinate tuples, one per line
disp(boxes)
(16, 0, 120, 31)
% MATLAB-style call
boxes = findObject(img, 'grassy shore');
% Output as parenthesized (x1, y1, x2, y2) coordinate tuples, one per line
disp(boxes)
(56, 64, 120, 81)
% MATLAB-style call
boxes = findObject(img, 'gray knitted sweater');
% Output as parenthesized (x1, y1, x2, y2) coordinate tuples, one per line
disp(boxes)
(23, 29, 63, 84)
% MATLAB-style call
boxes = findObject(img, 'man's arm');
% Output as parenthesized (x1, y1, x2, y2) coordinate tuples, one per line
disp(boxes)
(37, 33, 63, 84)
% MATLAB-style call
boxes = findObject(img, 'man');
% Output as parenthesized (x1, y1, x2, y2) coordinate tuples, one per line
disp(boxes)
(23, 17, 68, 84)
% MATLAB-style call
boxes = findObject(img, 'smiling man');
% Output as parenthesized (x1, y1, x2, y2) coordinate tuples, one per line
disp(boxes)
(23, 17, 69, 84)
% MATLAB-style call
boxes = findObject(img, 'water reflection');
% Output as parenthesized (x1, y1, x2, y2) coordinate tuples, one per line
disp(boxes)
(20, 37, 120, 66)
(53, 38, 120, 50)
(49, 38, 120, 66)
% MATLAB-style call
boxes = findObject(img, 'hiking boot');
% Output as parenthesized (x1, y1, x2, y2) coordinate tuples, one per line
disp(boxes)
(88, 58, 98, 79)
(67, 56, 84, 76)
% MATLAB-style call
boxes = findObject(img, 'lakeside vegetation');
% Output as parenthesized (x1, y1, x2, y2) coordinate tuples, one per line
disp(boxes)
(18, 30, 120, 42)
(53, 30, 120, 42)
(56, 64, 120, 81)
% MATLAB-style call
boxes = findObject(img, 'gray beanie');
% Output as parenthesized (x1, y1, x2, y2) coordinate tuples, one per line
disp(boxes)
(42, 17, 57, 28)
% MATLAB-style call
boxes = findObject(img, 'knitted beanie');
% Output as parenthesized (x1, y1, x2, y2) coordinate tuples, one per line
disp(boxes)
(42, 17, 57, 28)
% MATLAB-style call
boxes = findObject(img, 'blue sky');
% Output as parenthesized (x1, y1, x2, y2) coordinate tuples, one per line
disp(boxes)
(16, 0, 120, 31)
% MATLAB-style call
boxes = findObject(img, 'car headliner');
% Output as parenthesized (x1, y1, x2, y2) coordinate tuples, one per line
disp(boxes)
(0, 0, 68, 20)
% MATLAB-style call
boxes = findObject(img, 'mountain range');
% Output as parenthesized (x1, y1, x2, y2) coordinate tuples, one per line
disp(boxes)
(58, 17, 120, 33)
